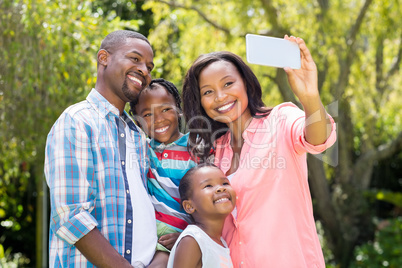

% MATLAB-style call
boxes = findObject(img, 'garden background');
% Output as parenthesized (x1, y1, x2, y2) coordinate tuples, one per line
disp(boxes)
(0, 0, 401, 267)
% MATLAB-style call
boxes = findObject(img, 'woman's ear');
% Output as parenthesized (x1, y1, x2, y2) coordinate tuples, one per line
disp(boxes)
(182, 200, 195, 214)
(98, 49, 108, 67)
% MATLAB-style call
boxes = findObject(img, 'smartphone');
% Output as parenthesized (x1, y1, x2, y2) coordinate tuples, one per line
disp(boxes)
(246, 34, 301, 69)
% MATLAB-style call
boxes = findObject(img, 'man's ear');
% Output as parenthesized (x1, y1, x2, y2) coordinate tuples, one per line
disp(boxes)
(98, 49, 108, 67)
(182, 200, 195, 214)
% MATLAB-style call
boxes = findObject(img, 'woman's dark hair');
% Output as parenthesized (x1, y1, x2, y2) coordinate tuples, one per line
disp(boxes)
(179, 163, 219, 206)
(182, 51, 272, 161)
(129, 78, 183, 130)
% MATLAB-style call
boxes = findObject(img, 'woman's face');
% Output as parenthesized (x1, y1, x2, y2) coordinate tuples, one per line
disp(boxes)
(198, 60, 251, 126)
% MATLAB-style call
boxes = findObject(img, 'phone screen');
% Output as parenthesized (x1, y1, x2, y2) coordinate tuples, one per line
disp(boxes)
(246, 34, 301, 69)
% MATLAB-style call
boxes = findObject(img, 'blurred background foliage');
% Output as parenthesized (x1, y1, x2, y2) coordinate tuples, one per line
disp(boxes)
(0, 0, 401, 267)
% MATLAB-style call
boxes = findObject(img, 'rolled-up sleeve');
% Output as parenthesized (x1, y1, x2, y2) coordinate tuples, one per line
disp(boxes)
(45, 112, 98, 245)
(297, 114, 337, 154)
(276, 102, 337, 155)
(291, 111, 337, 155)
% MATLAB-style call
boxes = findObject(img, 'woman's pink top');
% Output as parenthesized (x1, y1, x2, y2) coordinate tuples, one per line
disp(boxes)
(214, 102, 337, 268)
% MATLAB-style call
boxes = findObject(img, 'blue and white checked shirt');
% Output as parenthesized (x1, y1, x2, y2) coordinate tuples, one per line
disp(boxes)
(44, 89, 149, 267)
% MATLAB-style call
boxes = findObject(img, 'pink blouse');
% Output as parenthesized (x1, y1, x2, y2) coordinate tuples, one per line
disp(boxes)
(214, 102, 337, 268)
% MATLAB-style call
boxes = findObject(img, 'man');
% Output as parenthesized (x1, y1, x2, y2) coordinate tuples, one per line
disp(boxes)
(45, 30, 158, 267)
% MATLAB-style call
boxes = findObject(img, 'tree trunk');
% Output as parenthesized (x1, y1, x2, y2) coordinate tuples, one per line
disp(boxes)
(36, 177, 47, 268)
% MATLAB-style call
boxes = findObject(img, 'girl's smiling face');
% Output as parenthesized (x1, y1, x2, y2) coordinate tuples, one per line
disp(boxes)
(198, 60, 251, 126)
(135, 85, 181, 144)
(183, 166, 236, 219)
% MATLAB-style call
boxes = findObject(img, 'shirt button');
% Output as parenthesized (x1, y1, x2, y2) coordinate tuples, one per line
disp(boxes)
(127, 219, 132, 224)
(120, 133, 125, 138)
(122, 161, 125, 166)
(126, 189, 130, 194)
(239, 241, 242, 245)
(236, 196, 239, 200)
(126, 249, 131, 254)
(163, 153, 168, 158)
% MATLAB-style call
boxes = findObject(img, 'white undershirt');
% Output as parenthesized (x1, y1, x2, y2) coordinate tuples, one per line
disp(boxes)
(125, 125, 157, 267)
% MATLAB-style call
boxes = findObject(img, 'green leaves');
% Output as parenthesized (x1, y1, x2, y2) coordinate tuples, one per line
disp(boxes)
(0, 0, 146, 265)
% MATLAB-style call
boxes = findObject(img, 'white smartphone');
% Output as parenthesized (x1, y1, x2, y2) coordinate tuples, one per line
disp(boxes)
(246, 34, 301, 69)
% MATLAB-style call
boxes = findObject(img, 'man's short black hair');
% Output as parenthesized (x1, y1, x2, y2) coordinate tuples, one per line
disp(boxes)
(100, 30, 150, 53)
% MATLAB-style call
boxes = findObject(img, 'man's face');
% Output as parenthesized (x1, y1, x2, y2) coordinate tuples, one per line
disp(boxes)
(105, 38, 154, 103)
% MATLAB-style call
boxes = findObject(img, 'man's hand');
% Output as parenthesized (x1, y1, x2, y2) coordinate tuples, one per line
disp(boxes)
(147, 251, 169, 268)
(75, 227, 133, 268)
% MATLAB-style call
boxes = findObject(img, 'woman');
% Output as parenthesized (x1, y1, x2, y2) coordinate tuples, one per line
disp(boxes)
(182, 36, 336, 267)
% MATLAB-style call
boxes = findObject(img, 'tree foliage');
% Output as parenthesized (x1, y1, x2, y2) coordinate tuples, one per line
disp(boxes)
(142, 0, 402, 266)
(0, 0, 144, 266)
(0, 0, 401, 267)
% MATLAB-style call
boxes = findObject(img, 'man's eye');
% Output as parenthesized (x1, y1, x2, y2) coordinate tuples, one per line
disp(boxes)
(162, 108, 171, 112)
(143, 113, 152, 117)
(131, 57, 139, 62)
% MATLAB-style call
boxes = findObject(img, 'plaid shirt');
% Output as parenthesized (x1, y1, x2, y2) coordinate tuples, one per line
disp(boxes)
(44, 89, 149, 267)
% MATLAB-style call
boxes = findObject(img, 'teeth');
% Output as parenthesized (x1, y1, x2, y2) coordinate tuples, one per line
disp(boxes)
(128, 75, 142, 86)
(217, 102, 234, 111)
(155, 126, 169, 133)
(215, 198, 229, 203)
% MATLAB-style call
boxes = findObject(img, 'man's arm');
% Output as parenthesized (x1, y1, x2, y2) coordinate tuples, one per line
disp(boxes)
(75, 227, 133, 268)
(45, 113, 132, 267)
(147, 251, 169, 268)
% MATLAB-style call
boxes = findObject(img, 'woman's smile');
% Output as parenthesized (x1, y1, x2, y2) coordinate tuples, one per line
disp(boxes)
(215, 101, 236, 113)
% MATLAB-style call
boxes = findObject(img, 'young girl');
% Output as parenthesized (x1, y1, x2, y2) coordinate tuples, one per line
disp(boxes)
(167, 163, 235, 268)
(129, 79, 197, 262)
(182, 36, 337, 267)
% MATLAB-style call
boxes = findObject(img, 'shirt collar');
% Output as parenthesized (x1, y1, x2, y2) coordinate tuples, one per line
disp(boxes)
(149, 132, 188, 149)
(217, 116, 266, 146)
(244, 115, 264, 134)
(86, 88, 120, 118)
(86, 89, 140, 134)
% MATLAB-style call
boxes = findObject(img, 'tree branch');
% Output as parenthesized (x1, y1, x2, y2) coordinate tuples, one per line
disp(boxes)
(375, 35, 385, 97)
(272, 68, 300, 107)
(151, 0, 231, 35)
(307, 155, 340, 252)
(260, 0, 279, 31)
(317, 59, 328, 93)
(385, 34, 402, 80)
(336, 0, 374, 98)
(355, 131, 402, 189)
(374, 34, 402, 102)
(347, 0, 373, 48)
(317, 0, 329, 13)
(259, 0, 289, 36)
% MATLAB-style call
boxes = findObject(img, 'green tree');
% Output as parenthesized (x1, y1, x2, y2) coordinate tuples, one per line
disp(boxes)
(1, 0, 401, 266)
(0, 0, 144, 266)
(141, 0, 402, 266)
